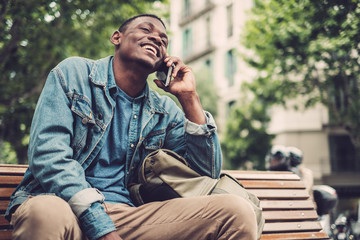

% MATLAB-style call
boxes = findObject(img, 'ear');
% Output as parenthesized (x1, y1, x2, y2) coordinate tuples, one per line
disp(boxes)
(110, 30, 122, 46)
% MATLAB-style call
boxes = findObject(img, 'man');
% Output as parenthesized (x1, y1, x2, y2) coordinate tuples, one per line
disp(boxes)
(6, 14, 257, 240)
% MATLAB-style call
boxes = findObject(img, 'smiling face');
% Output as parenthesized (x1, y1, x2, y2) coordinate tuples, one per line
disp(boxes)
(115, 16, 168, 71)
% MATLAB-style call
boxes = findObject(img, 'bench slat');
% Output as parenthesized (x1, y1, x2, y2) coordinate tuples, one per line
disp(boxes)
(224, 170, 300, 181)
(0, 200, 9, 212)
(0, 230, 11, 240)
(0, 176, 23, 185)
(263, 221, 322, 232)
(240, 180, 305, 189)
(0, 165, 27, 175)
(0, 188, 15, 199)
(263, 210, 318, 221)
(260, 200, 315, 210)
(248, 189, 309, 199)
(260, 232, 329, 240)
(0, 215, 11, 228)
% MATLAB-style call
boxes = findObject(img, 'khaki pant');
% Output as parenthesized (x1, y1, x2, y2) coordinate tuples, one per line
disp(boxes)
(11, 194, 257, 240)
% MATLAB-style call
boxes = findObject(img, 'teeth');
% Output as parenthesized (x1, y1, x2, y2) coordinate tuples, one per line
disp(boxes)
(143, 45, 157, 55)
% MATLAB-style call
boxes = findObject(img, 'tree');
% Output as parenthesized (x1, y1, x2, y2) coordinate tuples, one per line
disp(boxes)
(0, 0, 167, 164)
(242, 0, 360, 149)
(221, 90, 274, 170)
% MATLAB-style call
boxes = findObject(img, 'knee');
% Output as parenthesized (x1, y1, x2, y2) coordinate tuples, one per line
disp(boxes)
(212, 194, 255, 216)
(211, 194, 257, 235)
(20, 195, 74, 226)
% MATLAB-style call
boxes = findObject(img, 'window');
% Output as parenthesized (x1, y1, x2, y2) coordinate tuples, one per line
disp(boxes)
(183, 0, 191, 18)
(227, 4, 233, 37)
(205, 58, 213, 82)
(329, 135, 360, 172)
(225, 49, 236, 86)
(206, 16, 211, 47)
(182, 28, 192, 58)
(205, 59, 212, 68)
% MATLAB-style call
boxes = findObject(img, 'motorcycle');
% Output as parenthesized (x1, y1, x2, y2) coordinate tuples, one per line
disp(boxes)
(313, 185, 338, 238)
(330, 213, 357, 240)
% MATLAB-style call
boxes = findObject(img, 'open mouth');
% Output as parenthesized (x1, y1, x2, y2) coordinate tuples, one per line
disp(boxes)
(141, 44, 158, 57)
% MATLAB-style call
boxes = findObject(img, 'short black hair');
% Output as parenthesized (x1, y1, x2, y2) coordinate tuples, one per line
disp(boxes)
(118, 14, 166, 32)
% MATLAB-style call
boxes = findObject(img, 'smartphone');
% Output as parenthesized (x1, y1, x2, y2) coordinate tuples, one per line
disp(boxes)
(156, 62, 174, 87)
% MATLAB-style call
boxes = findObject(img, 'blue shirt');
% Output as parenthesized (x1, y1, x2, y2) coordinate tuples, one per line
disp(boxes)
(85, 58, 138, 205)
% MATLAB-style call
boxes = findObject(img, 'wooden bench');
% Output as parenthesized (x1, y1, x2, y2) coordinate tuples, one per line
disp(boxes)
(225, 170, 329, 240)
(0, 164, 329, 239)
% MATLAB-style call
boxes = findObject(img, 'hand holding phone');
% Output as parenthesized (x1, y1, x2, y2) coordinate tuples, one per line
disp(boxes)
(156, 63, 175, 87)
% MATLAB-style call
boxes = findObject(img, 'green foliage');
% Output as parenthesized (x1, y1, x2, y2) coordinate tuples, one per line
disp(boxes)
(0, 141, 18, 164)
(147, 73, 181, 107)
(0, 0, 168, 164)
(242, 0, 360, 148)
(221, 90, 274, 170)
(194, 67, 219, 118)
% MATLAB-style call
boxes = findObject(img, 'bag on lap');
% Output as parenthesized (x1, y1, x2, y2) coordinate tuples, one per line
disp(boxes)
(129, 149, 264, 239)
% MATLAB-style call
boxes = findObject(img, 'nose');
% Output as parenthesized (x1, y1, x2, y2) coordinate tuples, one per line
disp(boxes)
(148, 34, 162, 46)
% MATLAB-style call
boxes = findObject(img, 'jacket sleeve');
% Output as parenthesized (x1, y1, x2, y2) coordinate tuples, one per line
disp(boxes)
(27, 67, 115, 239)
(163, 109, 222, 179)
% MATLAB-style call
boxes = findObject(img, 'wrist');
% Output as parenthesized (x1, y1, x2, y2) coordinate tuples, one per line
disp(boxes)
(176, 91, 198, 105)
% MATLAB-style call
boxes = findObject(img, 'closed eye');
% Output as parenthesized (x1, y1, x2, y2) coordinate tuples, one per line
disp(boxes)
(140, 27, 150, 33)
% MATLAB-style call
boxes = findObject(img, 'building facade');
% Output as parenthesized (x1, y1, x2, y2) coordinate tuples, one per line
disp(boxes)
(169, 0, 255, 131)
(169, 0, 360, 208)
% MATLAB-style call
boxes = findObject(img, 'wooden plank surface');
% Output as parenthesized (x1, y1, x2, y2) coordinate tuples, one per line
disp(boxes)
(261, 232, 329, 240)
(0, 215, 10, 228)
(0, 176, 23, 185)
(260, 200, 315, 210)
(0, 231, 11, 240)
(240, 180, 305, 189)
(248, 189, 309, 199)
(0, 165, 27, 175)
(263, 221, 323, 232)
(0, 200, 9, 212)
(224, 170, 300, 181)
(263, 210, 318, 221)
(0, 188, 15, 199)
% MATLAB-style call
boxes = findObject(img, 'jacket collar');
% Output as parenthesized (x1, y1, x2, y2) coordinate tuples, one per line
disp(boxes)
(89, 56, 167, 115)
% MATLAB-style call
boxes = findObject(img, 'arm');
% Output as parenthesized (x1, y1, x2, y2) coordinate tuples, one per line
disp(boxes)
(28, 66, 116, 240)
(154, 56, 222, 178)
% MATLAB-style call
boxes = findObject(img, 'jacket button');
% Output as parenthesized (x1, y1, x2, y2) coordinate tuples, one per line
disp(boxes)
(130, 144, 135, 148)
(82, 118, 88, 125)
(94, 126, 100, 133)
(133, 115, 137, 119)
(98, 113, 103, 120)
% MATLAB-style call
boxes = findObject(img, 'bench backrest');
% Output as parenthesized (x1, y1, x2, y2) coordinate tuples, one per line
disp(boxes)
(0, 165, 329, 240)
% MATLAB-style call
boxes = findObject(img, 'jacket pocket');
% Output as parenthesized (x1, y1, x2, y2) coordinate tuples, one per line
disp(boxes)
(143, 129, 166, 151)
(70, 94, 95, 158)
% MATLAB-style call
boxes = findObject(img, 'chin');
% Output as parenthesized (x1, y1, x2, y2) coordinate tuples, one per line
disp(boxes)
(137, 58, 159, 72)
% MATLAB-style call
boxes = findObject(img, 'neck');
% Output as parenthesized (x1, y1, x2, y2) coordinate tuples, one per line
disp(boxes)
(112, 56, 150, 98)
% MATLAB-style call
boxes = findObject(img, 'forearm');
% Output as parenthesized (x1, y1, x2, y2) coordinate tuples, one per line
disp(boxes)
(176, 91, 206, 125)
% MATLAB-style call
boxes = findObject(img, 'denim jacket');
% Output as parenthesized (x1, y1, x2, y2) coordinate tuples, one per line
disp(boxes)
(6, 56, 222, 240)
